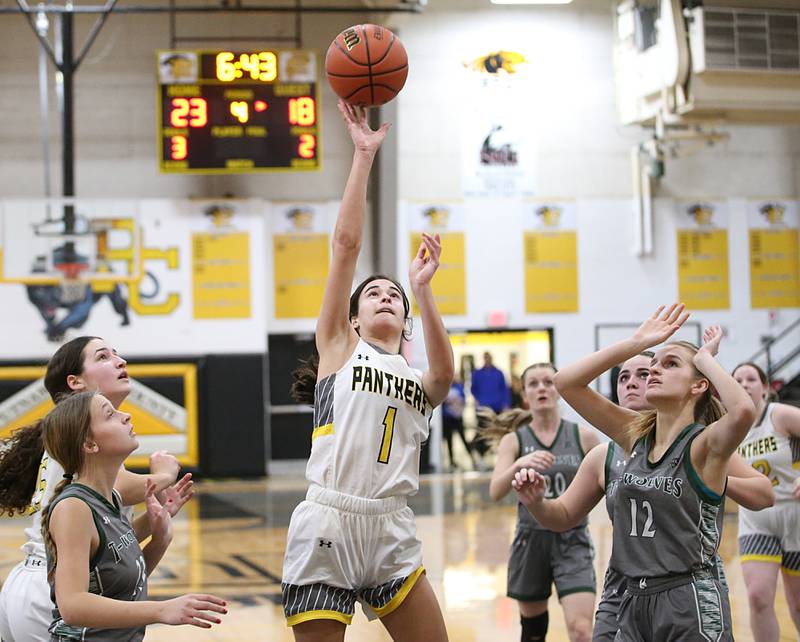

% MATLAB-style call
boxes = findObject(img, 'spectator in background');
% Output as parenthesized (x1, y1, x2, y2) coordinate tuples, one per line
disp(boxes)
(470, 352, 511, 464)
(471, 352, 511, 415)
(443, 377, 477, 471)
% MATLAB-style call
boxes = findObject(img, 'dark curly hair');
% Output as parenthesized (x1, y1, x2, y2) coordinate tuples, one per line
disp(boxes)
(0, 336, 99, 516)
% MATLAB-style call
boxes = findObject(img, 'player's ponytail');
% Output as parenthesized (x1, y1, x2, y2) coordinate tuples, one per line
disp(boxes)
(627, 410, 657, 446)
(478, 408, 533, 446)
(291, 352, 319, 405)
(0, 421, 45, 516)
(41, 477, 72, 583)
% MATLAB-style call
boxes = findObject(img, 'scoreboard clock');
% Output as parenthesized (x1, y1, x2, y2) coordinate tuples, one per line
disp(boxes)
(157, 49, 320, 173)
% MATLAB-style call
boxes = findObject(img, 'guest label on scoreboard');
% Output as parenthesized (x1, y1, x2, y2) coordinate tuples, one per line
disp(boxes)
(156, 50, 320, 173)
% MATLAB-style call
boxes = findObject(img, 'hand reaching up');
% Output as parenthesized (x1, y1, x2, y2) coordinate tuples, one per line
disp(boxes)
(409, 233, 442, 290)
(699, 325, 723, 359)
(337, 100, 390, 155)
(631, 304, 690, 351)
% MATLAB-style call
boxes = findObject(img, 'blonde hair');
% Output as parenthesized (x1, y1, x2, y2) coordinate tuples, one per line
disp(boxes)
(627, 341, 725, 445)
(39, 391, 96, 582)
(478, 408, 532, 446)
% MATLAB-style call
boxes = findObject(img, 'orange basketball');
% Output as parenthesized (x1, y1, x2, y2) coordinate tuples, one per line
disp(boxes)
(325, 24, 408, 107)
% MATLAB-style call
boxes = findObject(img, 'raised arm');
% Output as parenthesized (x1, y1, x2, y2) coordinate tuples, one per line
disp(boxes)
(555, 304, 689, 450)
(693, 326, 757, 465)
(316, 102, 390, 373)
(512, 442, 608, 531)
(412, 233, 454, 407)
(726, 453, 775, 511)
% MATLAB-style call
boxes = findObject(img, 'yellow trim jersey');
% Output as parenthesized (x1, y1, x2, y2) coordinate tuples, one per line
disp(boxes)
(737, 403, 800, 503)
(306, 340, 432, 499)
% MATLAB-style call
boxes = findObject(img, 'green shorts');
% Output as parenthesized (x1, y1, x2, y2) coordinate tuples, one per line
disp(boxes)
(507, 525, 596, 602)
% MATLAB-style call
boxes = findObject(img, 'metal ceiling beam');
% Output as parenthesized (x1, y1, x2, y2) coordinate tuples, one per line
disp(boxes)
(0, 2, 424, 14)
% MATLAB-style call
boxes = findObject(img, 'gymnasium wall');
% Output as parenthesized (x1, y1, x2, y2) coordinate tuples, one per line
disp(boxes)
(395, 1, 800, 379)
(0, 1, 798, 472)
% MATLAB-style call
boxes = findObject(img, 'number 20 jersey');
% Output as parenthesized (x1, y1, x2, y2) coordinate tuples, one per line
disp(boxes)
(305, 339, 432, 499)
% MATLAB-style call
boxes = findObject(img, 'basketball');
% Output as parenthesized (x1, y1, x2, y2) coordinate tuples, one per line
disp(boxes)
(325, 24, 408, 107)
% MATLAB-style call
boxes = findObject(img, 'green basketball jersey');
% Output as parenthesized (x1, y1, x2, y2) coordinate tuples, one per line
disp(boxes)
(610, 423, 725, 580)
(515, 419, 586, 530)
(47, 483, 148, 641)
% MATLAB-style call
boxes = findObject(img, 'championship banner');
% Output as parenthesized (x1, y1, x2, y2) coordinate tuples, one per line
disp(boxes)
(748, 201, 800, 308)
(460, 50, 536, 198)
(406, 202, 467, 316)
(0, 363, 199, 468)
(272, 202, 330, 319)
(523, 202, 579, 313)
(191, 202, 252, 319)
(676, 202, 730, 310)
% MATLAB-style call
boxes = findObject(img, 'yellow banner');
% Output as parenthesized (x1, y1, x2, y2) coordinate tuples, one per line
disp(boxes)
(274, 233, 329, 318)
(750, 228, 800, 308)
(409, 232, 467, 316)
(192, 232, 251, 319)
(524, 230, 579, 313)
(676, 229, 730, 310)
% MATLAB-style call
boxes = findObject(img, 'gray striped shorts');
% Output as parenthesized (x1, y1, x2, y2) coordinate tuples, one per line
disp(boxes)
(281, 485, 425, 626)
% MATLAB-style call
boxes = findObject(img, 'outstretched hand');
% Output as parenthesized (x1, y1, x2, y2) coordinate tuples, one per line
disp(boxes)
(157, 594, 227, 628)
(698, 324, 723, 359)
(409, 233, 441, 289)
(337, 100, 390, 155)
(512, 468, 546, 506)
(145, 478, 173, 544)
(157, 473, 194, 518)
(631, 304, 690, 351)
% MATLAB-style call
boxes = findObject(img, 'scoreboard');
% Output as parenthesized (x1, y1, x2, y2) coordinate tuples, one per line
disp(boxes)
(157, 50, 320, 173)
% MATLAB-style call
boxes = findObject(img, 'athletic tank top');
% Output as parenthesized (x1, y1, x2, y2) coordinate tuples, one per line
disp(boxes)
(23, 452, 135, 559)
(604, 441, 626, 522)
(602, 439, 729, 586)
(611, 423, 725, 579)
(47, 484, 148, 641)
(305, 339, 432, 499)
(515, 419, 585, 530)
(737, 403, 800, 503)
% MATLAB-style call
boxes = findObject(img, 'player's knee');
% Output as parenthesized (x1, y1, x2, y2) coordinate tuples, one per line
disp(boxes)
(520, 611, 548, 642)
(565, 614, 592, 642)
(747, 584, 774, 613)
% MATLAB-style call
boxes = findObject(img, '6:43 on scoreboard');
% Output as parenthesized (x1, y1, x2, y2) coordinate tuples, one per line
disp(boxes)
(157, 49, 320, 173)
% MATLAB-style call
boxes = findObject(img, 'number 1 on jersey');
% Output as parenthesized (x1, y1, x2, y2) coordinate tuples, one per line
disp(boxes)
(378, 406, 397, 464)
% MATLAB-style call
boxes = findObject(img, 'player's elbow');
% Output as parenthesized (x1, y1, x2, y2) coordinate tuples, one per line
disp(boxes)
(553, 371, 573, 395)
(755, 484, 776, 510)
(730, 401, 757, 431)
(332, 231, 361, 253)
(489, 482, 507, 503)
(57, 598, 88, 628)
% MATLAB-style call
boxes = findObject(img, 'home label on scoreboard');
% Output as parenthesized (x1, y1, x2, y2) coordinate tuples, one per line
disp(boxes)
(157, 50, 320, 173)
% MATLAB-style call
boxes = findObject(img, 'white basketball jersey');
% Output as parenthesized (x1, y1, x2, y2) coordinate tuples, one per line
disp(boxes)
(22, 452, 135, 558)
(305, 339, 431, 499)
(737, 403, 800, 503)
(22, 451, 62, 558)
